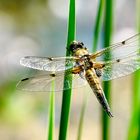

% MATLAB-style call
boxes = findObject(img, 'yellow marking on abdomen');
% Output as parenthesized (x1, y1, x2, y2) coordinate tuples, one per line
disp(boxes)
(85, 69, 101, 91)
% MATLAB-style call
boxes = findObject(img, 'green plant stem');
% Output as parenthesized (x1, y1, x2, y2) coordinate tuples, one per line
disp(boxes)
(47, 82, 55, 140)
(127, 72, 140, 140)
(77, 94, 88, 140)
(102, 0, 113, 140)
(58, 0, 75, 140)
(127, 0, 140, 139)
(93, 0, 105, 52)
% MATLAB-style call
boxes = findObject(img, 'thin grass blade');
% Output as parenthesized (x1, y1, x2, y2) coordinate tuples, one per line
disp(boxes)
(93, 0, 105, 52)
(102, 0, 113, 140)
(77, 94, 88, 140)
(127, 0, 140, 139)
(76, 1, 105, 139)
(47, 81, 55, 140)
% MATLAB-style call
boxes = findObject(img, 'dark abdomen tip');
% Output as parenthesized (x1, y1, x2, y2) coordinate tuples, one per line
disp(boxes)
(106, 111, 114, 118)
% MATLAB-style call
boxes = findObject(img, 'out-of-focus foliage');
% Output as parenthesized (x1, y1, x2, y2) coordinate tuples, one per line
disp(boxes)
(0, 0, 48, 28)
(0, 0, 139, 140)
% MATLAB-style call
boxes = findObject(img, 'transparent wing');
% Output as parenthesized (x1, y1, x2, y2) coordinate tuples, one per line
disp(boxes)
(20, 56, 79, 72)
(90, 33, 140, 61)
(99, 52, 140, 81)
(16, 72, 87, 92)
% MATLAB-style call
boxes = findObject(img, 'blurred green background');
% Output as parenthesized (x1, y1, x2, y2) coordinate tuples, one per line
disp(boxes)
(0, 0, 139, 140)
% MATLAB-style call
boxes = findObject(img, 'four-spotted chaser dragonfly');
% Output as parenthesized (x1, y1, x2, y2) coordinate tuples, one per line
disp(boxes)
(17, 34, 140, 117)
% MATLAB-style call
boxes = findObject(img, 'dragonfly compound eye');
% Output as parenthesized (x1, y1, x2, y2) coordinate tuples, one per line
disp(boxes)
(69, 41, 84, 54)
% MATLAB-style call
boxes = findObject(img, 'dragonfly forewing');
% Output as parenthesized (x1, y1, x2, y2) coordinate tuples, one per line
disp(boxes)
(20, 56, 79, 72)
(90, 33, 140, 61)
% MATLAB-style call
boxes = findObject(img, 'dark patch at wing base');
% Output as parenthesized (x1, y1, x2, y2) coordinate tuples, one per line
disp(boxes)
(21, 78, 29, 81)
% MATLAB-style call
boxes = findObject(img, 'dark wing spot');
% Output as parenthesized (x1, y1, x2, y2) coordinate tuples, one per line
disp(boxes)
(21, 78, 29, 81)
(50, 73, 56, 77)
(48, 57, 53, 61)
(116, 59, 120, 62)
(102, 64, 105, 68)
(122, 40, 125, 45)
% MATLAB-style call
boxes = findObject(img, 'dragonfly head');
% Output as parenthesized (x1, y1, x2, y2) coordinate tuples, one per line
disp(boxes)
(69, 41, 85, 54)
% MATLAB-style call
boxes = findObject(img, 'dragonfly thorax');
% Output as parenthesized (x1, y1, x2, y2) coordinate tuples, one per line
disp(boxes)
(84, 57, 93, 70)
(78, 55, 93, 70)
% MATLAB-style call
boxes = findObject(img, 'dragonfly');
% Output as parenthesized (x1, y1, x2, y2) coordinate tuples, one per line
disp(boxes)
(17, 33, 140, 117)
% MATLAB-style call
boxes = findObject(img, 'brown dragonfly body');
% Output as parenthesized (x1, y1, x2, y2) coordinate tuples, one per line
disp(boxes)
(17, 34, 140, 117)
(70, 41, 113, 117)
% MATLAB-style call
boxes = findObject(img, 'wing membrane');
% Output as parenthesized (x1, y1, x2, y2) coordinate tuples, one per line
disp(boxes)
(90, 33, 140, 61)
(99, 52, 140, 81)
(20, 56, 79, 72)
(16, 72, 87, 92)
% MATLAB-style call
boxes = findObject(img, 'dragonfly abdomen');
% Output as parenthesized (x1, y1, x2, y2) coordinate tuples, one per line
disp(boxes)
(85, 68, 113, 117)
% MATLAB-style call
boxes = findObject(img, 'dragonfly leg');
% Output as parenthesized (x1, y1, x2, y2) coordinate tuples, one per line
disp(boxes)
(93, 62, 105, 69)
(72, 65, 83, 74)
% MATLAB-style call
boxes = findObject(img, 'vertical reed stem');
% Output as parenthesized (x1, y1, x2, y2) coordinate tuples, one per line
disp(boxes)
(58, 0, 76, 140)
(127, 0, 140, 139)
(102, 0, 113, 140)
